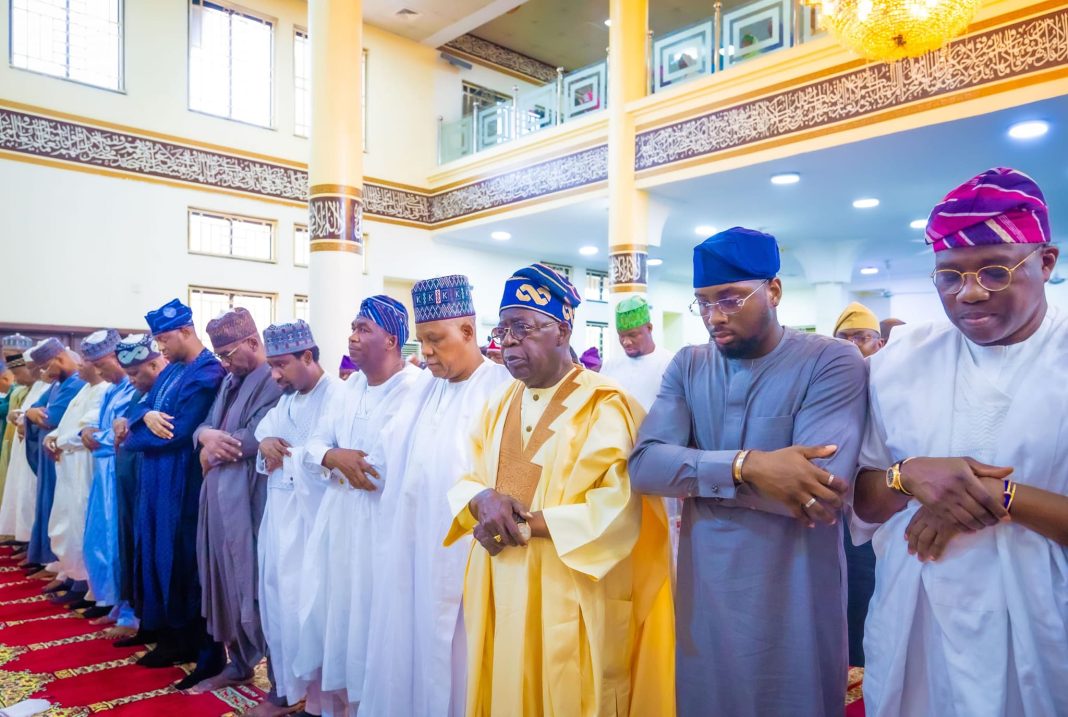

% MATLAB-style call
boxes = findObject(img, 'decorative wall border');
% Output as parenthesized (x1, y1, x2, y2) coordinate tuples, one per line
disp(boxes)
(635, 6, 1068, 172)
(440, 34, 559, 84)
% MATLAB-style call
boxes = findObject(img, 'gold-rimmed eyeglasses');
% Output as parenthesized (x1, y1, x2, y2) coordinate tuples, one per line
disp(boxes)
(931, 248, 1043, 295)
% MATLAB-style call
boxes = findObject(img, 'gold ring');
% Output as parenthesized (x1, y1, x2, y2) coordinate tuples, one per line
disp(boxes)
(804, 497, 817, 508)
(493, 535, 502, 544)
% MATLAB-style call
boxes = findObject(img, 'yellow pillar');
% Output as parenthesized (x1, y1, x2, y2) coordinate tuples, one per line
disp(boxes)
(308, 0, 364, 365)
(606, 0, 649, 301)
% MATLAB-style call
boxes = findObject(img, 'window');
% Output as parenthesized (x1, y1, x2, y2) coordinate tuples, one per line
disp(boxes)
(293, 28, 309, 136)
(294, 224, 309, 266)
(188, 286, 275, 339)
(584, 270, 608, 303)
(189, 0, 274, 127)
(189, 209, 275, 262)
(585, 321, 608, 354)
(10, 0, 124, 90)
(462, 81, 511, 117)
(541, 262, 573, 281)
(294, 295, 310, 322)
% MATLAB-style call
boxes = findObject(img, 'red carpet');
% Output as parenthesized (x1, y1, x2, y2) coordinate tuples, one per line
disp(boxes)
(0, 548, 266, 715)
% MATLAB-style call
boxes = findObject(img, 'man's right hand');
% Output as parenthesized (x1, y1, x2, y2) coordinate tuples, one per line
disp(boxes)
(113, 418, 129, 446)
(323, 448, 379, 491)
(260, 437, 291, 473)
(899, 457, 1009, 531)
(741, 445, 848, 527)
(470, 489, 531, 550)
(144, 411, 175, 440)
(24, 407, 47, 427)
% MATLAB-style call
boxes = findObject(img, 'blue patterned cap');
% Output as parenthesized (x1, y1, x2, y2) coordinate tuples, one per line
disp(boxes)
(412, 275, 476, 324)
(263, 320, 317, 358)
(115, 333, 161, 368)
(29, 338, 65, 365)
(80, 329, 121, 361)
(146, 298, 194, 336)
(500, 263, 582, 325)
(358, 295, 410, 347)
(2, 334, 34, 352)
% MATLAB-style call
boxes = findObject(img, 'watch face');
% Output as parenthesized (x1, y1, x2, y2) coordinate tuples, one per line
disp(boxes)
(886, 466, 896, 488)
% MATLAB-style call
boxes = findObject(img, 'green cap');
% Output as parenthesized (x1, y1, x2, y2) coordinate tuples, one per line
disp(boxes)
(615, 296, 651, 331)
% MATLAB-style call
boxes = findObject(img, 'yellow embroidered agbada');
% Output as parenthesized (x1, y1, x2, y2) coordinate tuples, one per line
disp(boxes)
(445, 368, 675, 717)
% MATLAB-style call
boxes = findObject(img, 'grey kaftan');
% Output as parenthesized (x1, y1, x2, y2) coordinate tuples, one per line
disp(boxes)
(629, 328, 867, 717)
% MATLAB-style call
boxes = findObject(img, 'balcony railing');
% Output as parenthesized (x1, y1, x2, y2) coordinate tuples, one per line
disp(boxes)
(651, 0, 822, 94)
(437, 59, 608, 165)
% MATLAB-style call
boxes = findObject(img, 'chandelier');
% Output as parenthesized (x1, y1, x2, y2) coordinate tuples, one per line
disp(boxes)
(804, 0, 982, 63)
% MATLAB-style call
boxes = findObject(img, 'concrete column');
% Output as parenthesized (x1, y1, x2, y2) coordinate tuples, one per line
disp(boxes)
(308, 0, 365, 365)
(793, 241, 862, 336)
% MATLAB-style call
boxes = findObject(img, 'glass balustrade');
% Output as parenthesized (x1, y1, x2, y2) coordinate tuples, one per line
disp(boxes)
(651, 0, 822, 94)
(437, 61, 608, 165)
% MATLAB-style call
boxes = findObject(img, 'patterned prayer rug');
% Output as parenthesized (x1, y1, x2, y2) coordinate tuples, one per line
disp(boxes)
(0, 547, 267, 716)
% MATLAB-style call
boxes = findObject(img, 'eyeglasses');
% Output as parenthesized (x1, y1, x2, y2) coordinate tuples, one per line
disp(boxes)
(690, 280, 768, 317)
(839, 332, 880, 347)
(213, 343, 243, 363)
(490, 320, 558, 343)
(931, 248, 1042, 295)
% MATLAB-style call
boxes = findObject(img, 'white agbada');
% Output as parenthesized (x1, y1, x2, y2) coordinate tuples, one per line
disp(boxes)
(254, 373, 339, 705)
(855, 308, 1068, 717)
(600, 345, 674, 411)
(295, 364, 421, 705)
(0, 380, 50, 539)
(360, 358, 511, 717)
(47, 381, 109, 582)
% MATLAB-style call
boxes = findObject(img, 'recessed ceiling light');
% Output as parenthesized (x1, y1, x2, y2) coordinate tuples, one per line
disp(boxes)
(1008, 119, 1049, 140)
(579, 245, 599, 256)
(647, 258, 663, 266)
(603, 18, 611, 27)
(909, 219, 926, 229)
(395, 8, 420, 20)
(860, 267, 879, 275)
(853, 198, 880, 209)
(694, 224, 716, 236)
(770, 172, 800, 185)
(490, 231, 511, 241)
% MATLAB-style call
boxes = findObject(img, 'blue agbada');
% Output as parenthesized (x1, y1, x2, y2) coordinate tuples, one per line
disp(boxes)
(693, 227, 780, 288)
(116, 390, 145, 606)
(83, 377, 138, 618)
(125, 349, 224, 630)
(26, 373, 86, 565)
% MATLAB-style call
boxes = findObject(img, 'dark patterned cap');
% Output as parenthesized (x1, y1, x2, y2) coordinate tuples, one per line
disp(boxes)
(206, 308, 260, 351)
(263, 320, 316, 358)
(412, 275, 476, 324)
(80, 329, 121, 361)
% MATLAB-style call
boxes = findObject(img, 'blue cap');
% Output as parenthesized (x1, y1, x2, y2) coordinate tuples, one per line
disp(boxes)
(412, 275, 476, 324)
(500, 263, 582, 325)
(146, 298, 194, 336)
(80, 329, 121, 361)
(693, 227, 780, 289)
(264, 320, 317, 358)
(358, 295, 410, 347)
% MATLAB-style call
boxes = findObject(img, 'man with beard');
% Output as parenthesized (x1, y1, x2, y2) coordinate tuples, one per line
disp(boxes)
(853, 168, 1068, 717)
(124, 300, 225, 671)
(361, 275, 510, 717)
(252, 320, 339, 717)
(188, 308, 282, 694)
(629, 228, 868, 716)
(296, 296, 421, 714)
(445, 263, 675, 716)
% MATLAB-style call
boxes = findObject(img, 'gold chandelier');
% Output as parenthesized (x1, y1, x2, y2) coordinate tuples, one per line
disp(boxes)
(804, 0, 982, 63)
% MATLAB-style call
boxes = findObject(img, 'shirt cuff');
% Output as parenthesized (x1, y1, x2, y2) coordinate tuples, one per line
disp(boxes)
(696, 450, 739, 500)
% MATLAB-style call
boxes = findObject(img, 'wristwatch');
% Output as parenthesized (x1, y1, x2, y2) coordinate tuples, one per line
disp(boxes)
(885, 458, 914, 496)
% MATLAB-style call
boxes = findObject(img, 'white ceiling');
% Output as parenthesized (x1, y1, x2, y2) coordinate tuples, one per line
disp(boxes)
(470, 0, 757, 71)
(363, 0, 525, 46)
(435, 95, 1068, 290)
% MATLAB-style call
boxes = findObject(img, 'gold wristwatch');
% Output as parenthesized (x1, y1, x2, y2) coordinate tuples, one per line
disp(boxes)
(885, 458, 914, 496)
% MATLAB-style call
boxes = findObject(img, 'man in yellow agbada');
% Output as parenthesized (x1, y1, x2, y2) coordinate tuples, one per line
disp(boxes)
(444, 263, 675, 717)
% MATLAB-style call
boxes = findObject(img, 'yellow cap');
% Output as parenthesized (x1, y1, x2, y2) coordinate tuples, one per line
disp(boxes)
(834, 302, 879, 335)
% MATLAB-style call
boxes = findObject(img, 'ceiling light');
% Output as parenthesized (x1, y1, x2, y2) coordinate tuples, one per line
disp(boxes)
(694, 224, 716, 236)
(603, 19, 611, 27)
(770, 172, 800, 185)
(1007, 119, 1049, 140)
(490, 231, 511, 241)
(860, 267, 879, 275)
(579, 246, 598, 256)
(909, 219, 926, 229)
(647, 258, 663, 266)
(853, 198, 880, 209)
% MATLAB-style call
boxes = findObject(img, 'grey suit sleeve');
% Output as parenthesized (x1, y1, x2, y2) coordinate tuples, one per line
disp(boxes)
(629, 352, 739, 500)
